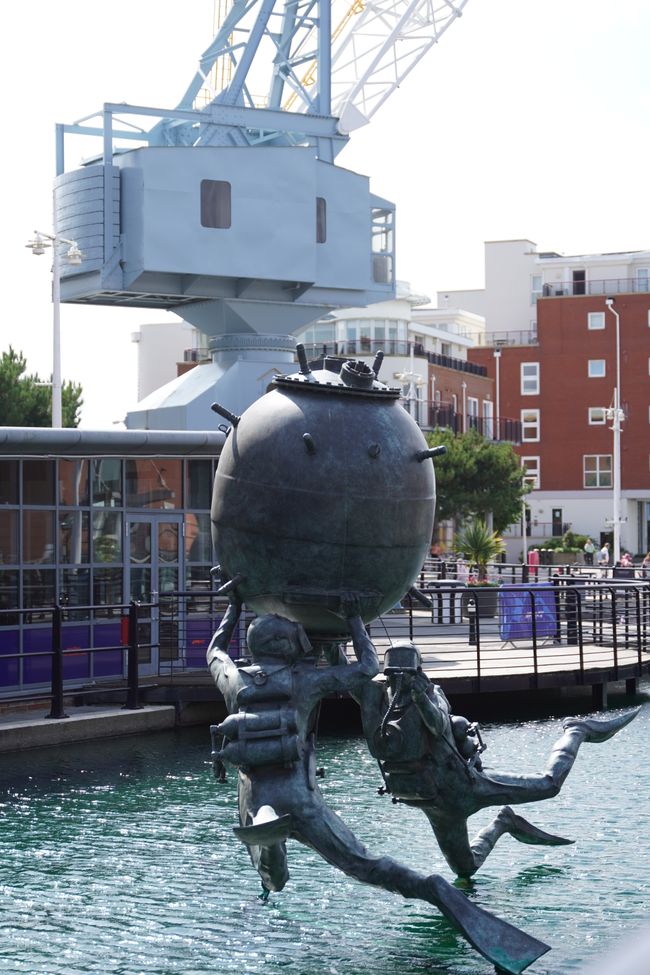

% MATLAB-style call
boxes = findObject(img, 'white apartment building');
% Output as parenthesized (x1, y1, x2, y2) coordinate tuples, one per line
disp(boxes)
(440, 239, 650, 341)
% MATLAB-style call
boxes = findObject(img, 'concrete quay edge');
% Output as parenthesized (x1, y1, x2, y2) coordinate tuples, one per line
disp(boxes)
(0, 705, 177, 753)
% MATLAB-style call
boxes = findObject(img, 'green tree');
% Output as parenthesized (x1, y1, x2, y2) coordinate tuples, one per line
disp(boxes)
(0, 347, 83, 427)
(426, 427, 529, 533)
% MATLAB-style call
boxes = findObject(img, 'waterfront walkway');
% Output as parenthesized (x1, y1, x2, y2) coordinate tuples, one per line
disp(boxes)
(2, 582, 649, 753)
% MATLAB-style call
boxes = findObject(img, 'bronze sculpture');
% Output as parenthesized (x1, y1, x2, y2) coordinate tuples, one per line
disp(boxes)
(208, 593, 550, 974)
(354, 641, 639, 878)
(207, 350, 638, 974)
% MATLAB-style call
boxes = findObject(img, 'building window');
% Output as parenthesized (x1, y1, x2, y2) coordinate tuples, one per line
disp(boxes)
(584, 454, 612, 488)
(636, 267, 649, 292)
(588, 407, 606, 425)
(521, 408, 540, 442)
(521, 362, 540, 395)
(371, 207, 394, 284)
(588, 359, 606, 378)
(316, 197, 326, 244)
(522, 457, 540, 489)
(530, 275, 543, 305)
(200, 180, 232, 229)
(588, 311, 605, 330)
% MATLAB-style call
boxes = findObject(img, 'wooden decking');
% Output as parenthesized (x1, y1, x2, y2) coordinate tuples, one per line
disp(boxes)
(365, 610, 650, 697)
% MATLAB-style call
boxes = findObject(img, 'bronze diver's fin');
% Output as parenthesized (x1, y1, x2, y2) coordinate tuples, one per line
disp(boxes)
(500, 807, 574, 846)
(234, 806, 293, 846)
(428, 874, 550, 974)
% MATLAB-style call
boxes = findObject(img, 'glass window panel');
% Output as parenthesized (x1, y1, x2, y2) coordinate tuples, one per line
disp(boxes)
(23, 511, 55, 563)
(92, 568, 122, 616)
(0, 569, 19, 625)
(159, 566, 179, 596)
(160, 619, 180, 662)
(588, 360, 606, 378)
(130, 567, 151, 602)
(0, 511, 18, 564)
(59, 459, 89, 506)
(316, 196, 326, 244)
(129, 522, 151, 564)
(136, 622, 152, 665)
(92, 511, 122, 563)
(59, 511, 89, 564)
(0, 460, 18, 505)
(186, 460, 212, 510)
(185, 513, 212, 562)
(588, 312, 605, 330)
(588, 408, 606, 424)
(125, 459, 181, 509)
(185, 566, 218, 617)
(60, 568, 90, 618)
(23, 460, 55, 505)
(23, 568, 55, 610)
(314, 323, 335, 343)
(92, 459, 123, 507)
(159, 522, 180, 563)
(200, 179, 231, 229)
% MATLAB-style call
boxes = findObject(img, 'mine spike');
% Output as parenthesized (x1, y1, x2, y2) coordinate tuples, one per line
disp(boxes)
(211, 402, 241, 427)
(371, 350, 384, 378)
(416, 445, 447, 462)
(296, 343, 314, 378)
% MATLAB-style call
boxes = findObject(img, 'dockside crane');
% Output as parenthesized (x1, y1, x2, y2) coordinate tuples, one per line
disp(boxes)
(53, 1, 470, 427)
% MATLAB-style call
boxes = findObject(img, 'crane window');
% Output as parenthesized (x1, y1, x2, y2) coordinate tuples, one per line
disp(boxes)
(316, 197, 327, 243)
(200, 180, 232, 229)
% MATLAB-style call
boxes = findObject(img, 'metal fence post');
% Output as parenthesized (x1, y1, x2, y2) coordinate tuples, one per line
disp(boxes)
(123, 601, 143, 711)
(46, 604, 69, 719)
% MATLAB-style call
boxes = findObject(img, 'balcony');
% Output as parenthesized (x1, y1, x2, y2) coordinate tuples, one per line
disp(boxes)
(300, 342, 487, 377)
(183, 347, 211, 363)
(541, 277, 649, 298)
(409, 401, 521, 443)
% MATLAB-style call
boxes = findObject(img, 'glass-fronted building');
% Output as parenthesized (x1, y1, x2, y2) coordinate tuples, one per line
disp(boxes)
(0, 429, 225, 695)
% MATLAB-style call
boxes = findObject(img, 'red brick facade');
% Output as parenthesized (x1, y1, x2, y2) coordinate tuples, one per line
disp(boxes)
(468, 294, 650, 492)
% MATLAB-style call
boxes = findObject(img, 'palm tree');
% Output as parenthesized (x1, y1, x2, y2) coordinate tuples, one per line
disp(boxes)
(454, 520, 505, 582)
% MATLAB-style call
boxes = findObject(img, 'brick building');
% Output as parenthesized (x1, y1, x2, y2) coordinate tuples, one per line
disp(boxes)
(463, 243, 650, 555)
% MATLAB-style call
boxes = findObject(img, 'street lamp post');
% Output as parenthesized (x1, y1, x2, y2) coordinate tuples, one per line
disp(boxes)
(26, 230, 82, 428)
(395, 343, 425, 422)
(493, 347, 501, 440)
(605, 297, 623, 563)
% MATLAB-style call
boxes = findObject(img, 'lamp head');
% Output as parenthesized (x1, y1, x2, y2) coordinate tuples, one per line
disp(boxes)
(26, 233, 49, 256)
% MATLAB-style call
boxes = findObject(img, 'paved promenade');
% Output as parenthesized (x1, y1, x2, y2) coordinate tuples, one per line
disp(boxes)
(0, 703, 176, 755)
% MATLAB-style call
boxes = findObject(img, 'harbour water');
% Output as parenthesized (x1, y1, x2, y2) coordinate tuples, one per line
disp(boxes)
(0, 687, 648, 975)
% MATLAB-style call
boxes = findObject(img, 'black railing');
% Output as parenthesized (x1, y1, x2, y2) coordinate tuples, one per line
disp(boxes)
(0, 601, 147, 715)
(2, 579, 648, 709)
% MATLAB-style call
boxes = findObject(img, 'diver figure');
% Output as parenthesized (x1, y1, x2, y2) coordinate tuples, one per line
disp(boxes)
(355, 641, 640, 880)
(207, 593, 551, 975)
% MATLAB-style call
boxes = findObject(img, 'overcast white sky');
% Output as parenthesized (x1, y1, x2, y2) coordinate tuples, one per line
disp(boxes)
(0, 0, 648, 427)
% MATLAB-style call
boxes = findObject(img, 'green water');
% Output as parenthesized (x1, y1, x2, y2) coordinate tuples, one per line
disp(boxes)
(0, 689, 648, 975)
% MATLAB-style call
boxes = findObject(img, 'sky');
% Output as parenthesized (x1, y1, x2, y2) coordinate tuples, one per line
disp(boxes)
(1, 0, 648, 428)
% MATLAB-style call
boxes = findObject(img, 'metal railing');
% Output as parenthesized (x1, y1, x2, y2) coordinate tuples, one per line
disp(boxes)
(0, 601, 147, 717)
(3, 576, 649, 712)
(541, 278, 650, 298)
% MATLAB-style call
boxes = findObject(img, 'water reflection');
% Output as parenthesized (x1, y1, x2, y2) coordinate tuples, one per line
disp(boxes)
(0, 693, 647, 975)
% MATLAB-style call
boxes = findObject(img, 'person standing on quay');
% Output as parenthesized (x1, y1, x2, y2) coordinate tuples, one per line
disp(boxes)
(583, 537, 596, 565)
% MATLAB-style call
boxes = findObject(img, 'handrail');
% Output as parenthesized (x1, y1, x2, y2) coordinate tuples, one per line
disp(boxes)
(1, 580, 648, 710)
